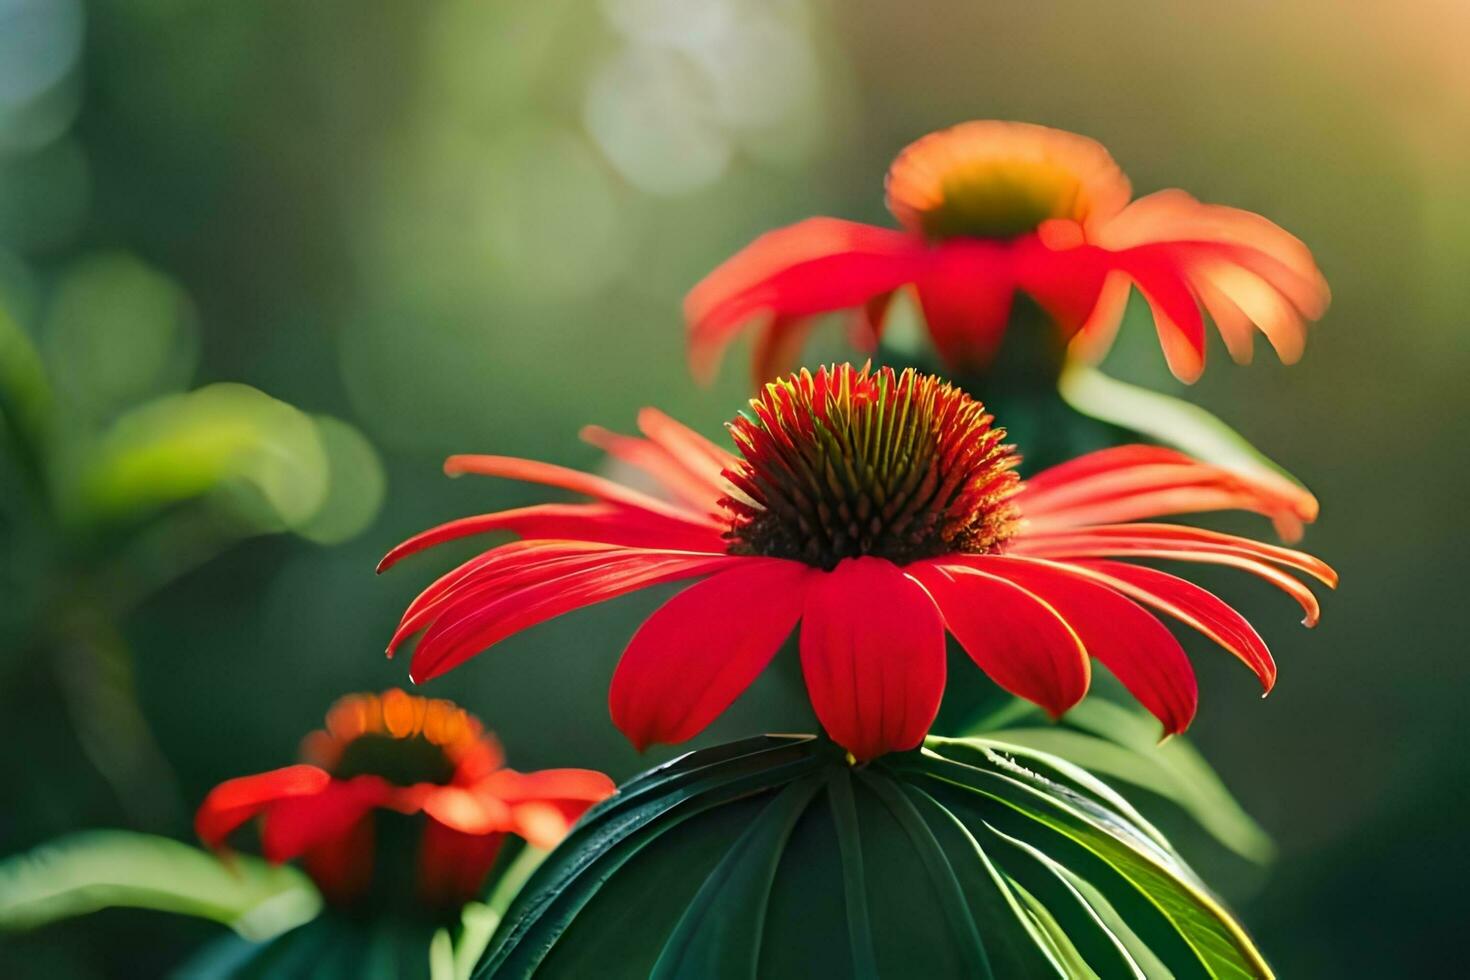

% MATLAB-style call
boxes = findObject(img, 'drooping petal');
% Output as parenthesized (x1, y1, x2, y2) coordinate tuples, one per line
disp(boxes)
(909, 560, 1090, 718)
(1065, 269, 1132, 361)
(982, 556, 1198, 734)
(407, 549, 741, 683)
(1113, 246, 1209, 383)
(259, 776, 395, 863)
(684, 218, 927, 381)
(610, 559, 810, 750)
(798, 557, 946, 760)
(1068, 559, 1276, 692)
(195, 765, 332, 850)
(302, 813, 375, 905)
(912, 238, 1018, 371)
(418, 817, 505, 909)
(1088, 189, 1330, 380)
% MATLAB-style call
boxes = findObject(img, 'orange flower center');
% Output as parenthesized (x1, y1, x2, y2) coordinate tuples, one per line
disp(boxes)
(300, 690, 493, 788)
(721, 365, 1021, 570)
(885, 120, 1129, 240)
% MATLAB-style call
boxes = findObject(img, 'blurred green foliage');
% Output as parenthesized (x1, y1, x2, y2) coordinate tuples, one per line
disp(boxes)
(1, 0, 1466, 975)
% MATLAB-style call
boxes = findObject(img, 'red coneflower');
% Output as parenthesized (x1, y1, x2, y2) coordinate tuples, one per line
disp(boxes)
(196, 690, 613, 909)
(381, 364, 1334, 762)
(687, 120, 1330, 385)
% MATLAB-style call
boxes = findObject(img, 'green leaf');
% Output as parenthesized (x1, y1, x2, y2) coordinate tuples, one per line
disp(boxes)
(64, 382, 329, 529)
(477, 735, 1274, 979)
(651, 775, 823, 978)
(981, 698, 1275, 864)
(0, 300, 53, 479)
(293, 414, 387, 545)
(1058, 361, 1302, 487)
(0, 830, 320, 941)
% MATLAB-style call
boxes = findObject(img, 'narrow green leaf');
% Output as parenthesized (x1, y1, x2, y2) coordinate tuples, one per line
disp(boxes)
(0, 830, 320, 941)
(901, 783, 1067, 979)
(982, 821, 1147, 979)
(1006, 878, 1104, 980)
(651, 774, 823, 979)
(905, 746, 1272, 978)
(858, 770, 993, 980)
(826, 768, 880, 980)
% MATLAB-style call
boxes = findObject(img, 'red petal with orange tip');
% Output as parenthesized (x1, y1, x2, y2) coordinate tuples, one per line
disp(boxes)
(911, 560, 1090, 718)
(610, 559, 809, 750)
(1015, 522, 1337, 587)
(1018, 443, 1319, 543)
(685, 218, 926, 382)
(194, 765, 332, 850)
(984, 556, 1199, 735)
(420, 785, 513, 836)
(798, 558, 946, 761)
(482, 767, 617, 806)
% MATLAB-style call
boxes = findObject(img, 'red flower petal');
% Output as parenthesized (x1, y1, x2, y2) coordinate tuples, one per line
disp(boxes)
(303, 812, 375, 905)
(195, 765, 332, 850)
(418, 817, 505, 909)
(635, 407, 738, 480)
(509, 801, 574, 849)
(798, 558, 946, 761)
(912, 239, 1017, 371)
(378, 503, 722, 573)
(1019, 444, 1319, 543)
(910, 560, 1090, 718)
(684, 218, 925, 382)
(408, 549, 740, 682)
(610, 559, 810, 750)
(259, 776, 394, 863)
(1013, 523, 1337, 587)
(1070, 559, 1276, 692)
(419, 785, 513, 835)
(986, 557, 1198, 735)
(580, 429, 723, 513)
(442, 454, 704, 524)
(481, 768, 617, 805)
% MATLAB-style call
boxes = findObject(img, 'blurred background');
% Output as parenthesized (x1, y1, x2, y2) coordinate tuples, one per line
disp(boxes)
(1, 0, 1466, 975)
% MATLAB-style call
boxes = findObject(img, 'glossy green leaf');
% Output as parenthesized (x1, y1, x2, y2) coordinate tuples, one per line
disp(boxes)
(979, 697, 1275, 864)
(477, 735, 1274, 979)
(0, 830, 319, 941)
